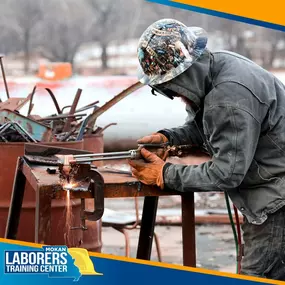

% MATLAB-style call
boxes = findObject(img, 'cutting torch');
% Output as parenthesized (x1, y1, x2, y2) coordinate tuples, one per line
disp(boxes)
(65, 142, 201, 163)
(58, 142, 204, 183)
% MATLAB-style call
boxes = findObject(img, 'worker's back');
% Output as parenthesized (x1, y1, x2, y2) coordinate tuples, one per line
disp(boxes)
(210, 50, 285, 224)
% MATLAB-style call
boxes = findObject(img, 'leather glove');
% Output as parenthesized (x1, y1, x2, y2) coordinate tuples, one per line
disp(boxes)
(137, 132, 169, 160)
(129, 148, 166, 189)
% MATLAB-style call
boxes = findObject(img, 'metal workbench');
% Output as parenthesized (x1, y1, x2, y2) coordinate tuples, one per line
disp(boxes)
(5, 156, 198, 268)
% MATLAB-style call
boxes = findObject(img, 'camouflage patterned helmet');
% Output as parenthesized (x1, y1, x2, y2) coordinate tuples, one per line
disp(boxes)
(137, 18, 208, 86)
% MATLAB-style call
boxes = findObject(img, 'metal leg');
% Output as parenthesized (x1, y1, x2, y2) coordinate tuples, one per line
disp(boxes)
(181, 193, 196, 267)
(136, 196, 158, 260)
(35, 189, 52, 244)
(153, 232, 162, 262)
(114, 227, 130, 257)
(5, 158, 26, 239)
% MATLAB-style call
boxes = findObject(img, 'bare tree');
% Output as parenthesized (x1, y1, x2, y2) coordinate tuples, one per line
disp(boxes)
(133, 1, 208, 36)
(258, 29, 285, 69)
(38, 0, 91, 66)
(0, 25, 22, 55)
(210, 19, 254, 58)
(0, 0, 283, 74)
(87, 0, 139, 70)
(2, 0, 44, 73)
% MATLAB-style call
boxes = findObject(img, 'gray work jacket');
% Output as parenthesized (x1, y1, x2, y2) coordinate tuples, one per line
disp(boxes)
(158, 50, 285, 225)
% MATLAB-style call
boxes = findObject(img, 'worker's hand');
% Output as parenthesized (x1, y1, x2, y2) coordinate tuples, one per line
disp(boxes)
(137, 132, 168, 144)
(137, 133, 169, 160)
(128, 148, 166, 189)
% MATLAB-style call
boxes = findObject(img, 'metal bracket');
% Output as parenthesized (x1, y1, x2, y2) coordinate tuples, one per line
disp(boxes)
(65, 165, 104, 231)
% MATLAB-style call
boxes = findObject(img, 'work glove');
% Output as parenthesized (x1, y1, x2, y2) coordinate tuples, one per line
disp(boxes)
(137, 132, 169, 160)
(129, 148, 166, 189)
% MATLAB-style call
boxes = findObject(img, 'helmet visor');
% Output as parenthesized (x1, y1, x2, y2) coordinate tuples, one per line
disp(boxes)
(150, 85, 176, 100)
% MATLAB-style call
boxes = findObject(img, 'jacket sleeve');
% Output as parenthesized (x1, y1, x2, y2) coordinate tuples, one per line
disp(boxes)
(163, 83, 262, 192)
(157, 114, 204, 146)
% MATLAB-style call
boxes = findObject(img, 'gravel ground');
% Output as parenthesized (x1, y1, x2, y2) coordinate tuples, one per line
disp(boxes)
(101, 223, 237, 274)
(100, 183, 237, 274)
(104, 194, 228, 212)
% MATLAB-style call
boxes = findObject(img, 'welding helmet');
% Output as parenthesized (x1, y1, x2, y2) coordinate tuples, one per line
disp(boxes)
(137, 18, 208, 97)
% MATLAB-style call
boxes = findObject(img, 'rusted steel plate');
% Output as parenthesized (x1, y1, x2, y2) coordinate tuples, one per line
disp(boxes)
(0, 109, 52, 141)
(35, 188, 52, 244)
(22, 162, 46, 192)
(21, 161, 177, 199)
(0, 98, 30, 111)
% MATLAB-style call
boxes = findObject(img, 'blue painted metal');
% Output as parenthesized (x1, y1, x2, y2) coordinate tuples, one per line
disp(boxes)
(76, 115, 91, 141)
(0, 109, 52, 142)
(0, 122, 37, 142)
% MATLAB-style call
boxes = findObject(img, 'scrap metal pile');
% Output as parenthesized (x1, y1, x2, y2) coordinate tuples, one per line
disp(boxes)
(0, 86, 111, 143)
(0, 54, 143, 144)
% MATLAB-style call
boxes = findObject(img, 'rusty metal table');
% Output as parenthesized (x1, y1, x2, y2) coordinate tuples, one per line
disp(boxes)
(5, 155, 209, 268)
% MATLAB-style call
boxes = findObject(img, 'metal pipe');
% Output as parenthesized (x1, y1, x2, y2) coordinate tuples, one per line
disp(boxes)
(74, 150, 133, 158)
(72, 101, 99, 113)
(0, 55, 10, 99)
(76, 115, 91, 141)
(61, 105, 72, 113)
(74, 155, 133, 162)
(63, 88, 82, 132)
(0, 123, 11, 134)
(27, 86, 37, 116)
(45, 88, 62, 114)
(38, 113, 87, 121)
(0, 122, 8, 132)
(93, 122, 117, 135)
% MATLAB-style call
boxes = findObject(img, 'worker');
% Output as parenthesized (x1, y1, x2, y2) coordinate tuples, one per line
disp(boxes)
(129, 18, 285, 281)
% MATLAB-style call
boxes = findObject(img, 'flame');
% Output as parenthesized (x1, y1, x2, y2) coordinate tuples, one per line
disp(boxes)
(63, 182, 77, 190)
(65, 183, 75, 188)
(64, 190, 75, 246)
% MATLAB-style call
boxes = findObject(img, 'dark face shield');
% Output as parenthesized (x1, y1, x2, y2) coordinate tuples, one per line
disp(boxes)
(150, 85, 175, 100)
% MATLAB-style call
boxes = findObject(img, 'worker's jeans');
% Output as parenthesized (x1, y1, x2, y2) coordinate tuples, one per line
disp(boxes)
(241, 207, 285, 281)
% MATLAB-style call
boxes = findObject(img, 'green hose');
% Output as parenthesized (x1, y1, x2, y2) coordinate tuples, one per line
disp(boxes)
(224, 192, 239, 274)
